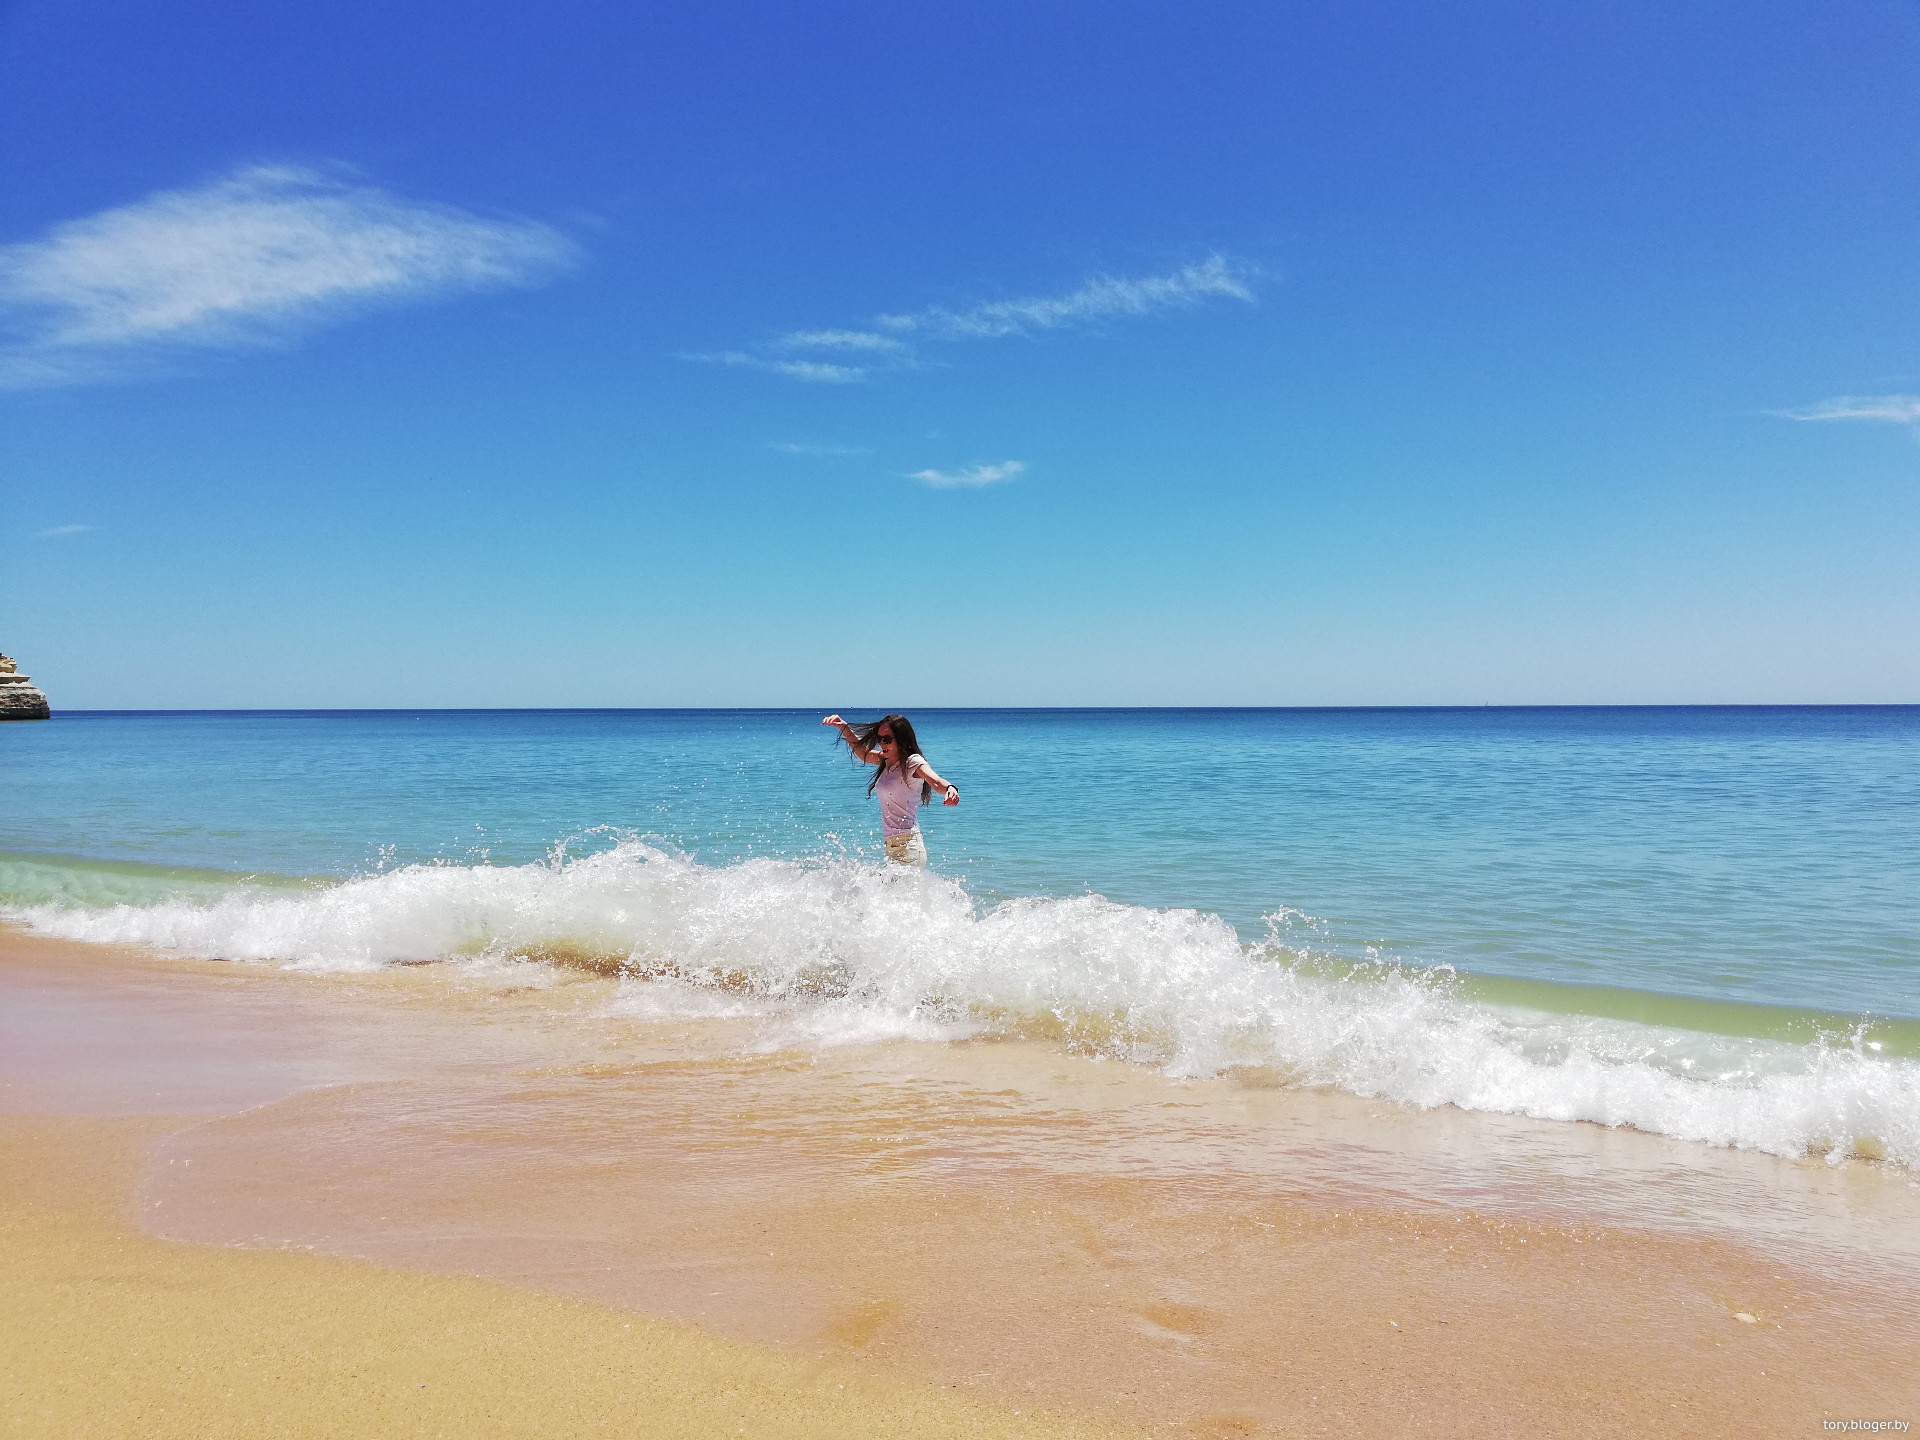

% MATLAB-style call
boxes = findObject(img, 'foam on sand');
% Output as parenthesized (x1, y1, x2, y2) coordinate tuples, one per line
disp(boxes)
(7, 838, 1916, 1167)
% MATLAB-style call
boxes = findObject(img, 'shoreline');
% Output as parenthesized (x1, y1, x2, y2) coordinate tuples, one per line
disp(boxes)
(5, 929, 1916, 1436)
(14, 841, 1920, 1046)
(2, 1114, 1115, 1440)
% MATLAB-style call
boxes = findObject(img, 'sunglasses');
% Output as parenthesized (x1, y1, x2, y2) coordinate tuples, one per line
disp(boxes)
(877, 733, 897, 745)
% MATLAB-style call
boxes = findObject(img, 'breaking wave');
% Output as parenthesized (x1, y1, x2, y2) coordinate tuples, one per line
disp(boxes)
(6, 838, 1916, 1167)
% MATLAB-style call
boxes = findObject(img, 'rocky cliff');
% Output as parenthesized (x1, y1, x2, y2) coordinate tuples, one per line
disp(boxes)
(0, 653, 51, 720)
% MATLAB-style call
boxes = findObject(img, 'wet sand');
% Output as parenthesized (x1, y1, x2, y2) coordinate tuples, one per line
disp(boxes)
(2, 1116, 1122, 1440)
(4, 930, 1916, 1437)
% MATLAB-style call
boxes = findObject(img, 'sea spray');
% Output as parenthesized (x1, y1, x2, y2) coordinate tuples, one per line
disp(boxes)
(7, 837, 1916, 1167)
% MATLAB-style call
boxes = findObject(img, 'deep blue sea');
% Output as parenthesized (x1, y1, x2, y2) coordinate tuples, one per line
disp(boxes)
(5, 707, 1918, 1165)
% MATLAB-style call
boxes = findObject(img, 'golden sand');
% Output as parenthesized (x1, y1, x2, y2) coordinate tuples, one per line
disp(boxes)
(5, 930, 1916, 1438)
(1, 1115, 1120, 1440)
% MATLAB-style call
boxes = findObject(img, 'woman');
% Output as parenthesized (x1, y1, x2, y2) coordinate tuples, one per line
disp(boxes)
(820, 713, 958, 866)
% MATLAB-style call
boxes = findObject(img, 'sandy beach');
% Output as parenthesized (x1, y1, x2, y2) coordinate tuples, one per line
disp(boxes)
(1, 935, 1122, 1440)
(4, 1115, 1136, 1440)
(9, 0, 1920, 1428)
(4, 928, 1914, 1438)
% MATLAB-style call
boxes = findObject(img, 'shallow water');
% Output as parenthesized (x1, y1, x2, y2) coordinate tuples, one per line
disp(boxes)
(13, 935, 1913, 1438)
(4, 706, 1918, 1167)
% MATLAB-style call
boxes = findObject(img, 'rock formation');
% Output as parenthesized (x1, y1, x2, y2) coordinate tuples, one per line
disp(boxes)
(0, 653, 50, 720)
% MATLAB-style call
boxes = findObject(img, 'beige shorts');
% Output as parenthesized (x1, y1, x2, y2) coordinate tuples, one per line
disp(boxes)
(883, 829, 928, 867)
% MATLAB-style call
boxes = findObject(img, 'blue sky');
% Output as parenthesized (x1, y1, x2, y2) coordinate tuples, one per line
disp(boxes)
(3, 1, 1917, 706)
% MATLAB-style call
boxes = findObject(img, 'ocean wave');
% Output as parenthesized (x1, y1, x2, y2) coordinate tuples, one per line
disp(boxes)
(6, 838, 1916, 1167)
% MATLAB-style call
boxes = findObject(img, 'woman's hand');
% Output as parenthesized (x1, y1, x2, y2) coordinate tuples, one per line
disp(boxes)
(942, 786, 960, 806)
(821, 714, 845, 728)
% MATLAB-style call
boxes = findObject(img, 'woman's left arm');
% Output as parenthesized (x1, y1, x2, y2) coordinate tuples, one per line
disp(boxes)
(910, 759, 960, 805)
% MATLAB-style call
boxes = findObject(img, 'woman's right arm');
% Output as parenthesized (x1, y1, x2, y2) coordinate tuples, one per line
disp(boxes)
(821, 714, 878, 763)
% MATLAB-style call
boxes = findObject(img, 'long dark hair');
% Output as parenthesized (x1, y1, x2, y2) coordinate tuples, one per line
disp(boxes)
(840, 713, 931, 802)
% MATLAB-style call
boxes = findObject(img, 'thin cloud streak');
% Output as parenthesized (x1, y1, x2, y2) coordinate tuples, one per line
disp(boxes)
(764, 359, 865, 383)
(1781, 395, 1920, 424)
(685, 350, 867, 382)
(768, 440, 872, 455)
(908, 461, 1025, 489)
(697, 256, 1255, 383)
(773, 329, 905, 353)
(878, 256, 1254, 340)
(38, 523, 92, 536)
(0, 164, 577, 389)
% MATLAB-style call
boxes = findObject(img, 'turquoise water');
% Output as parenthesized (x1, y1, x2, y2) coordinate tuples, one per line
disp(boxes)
(5, 706, 1916, 1016)
(5, 707, 1918, 1164)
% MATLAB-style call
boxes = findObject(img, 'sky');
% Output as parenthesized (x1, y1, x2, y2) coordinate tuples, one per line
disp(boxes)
(2, 1, 1917, 707)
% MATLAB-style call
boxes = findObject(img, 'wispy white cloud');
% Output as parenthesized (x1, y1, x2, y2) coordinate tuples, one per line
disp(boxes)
(768, 440, 872, 456)
(764, 359, 866, 382)
(695, 256, 1255, 383)
(1780, 394, 1920, 424)
(773, 329, 906, 353)
(38, 523, 92, 536)
(683, 350, 868, 383)
(908, 460, 1025, 489)
(878, 256, 1254, 340)
(0, 164, 578, 389)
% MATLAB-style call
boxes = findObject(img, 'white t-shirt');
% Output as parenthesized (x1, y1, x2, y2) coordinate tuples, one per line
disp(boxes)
(875, 753, 927, 837)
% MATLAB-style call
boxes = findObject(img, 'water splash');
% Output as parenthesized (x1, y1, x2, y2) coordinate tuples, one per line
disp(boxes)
(7, 837, 1916, 1167)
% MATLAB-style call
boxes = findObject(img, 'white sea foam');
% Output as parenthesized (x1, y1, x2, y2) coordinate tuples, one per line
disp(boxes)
(7, 839, 1917, 1167)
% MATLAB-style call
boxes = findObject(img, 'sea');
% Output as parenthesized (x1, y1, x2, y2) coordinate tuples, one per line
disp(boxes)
(4, 706, 1918, 1169)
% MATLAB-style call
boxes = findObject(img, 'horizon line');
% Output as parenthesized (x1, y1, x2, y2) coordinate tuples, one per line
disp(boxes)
(39, 702, 1920, 716)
